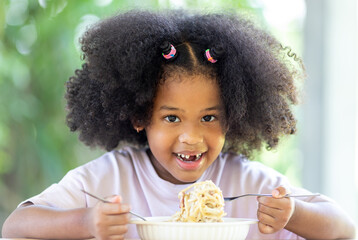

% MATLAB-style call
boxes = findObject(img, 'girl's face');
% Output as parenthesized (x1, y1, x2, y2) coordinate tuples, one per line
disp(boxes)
(144, 73, 226, 184)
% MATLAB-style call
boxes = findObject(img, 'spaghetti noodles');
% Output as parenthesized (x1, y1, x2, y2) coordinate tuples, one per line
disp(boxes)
(172, 180, 226, 222)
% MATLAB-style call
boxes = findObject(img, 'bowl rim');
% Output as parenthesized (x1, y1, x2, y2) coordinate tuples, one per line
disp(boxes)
(130, 216, 258, 226)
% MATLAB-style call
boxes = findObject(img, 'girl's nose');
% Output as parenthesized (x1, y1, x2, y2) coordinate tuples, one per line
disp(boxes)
(178, 128, 203, 145)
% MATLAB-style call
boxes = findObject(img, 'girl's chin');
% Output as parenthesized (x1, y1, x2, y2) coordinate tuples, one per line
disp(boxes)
(171, 175, 201, 184)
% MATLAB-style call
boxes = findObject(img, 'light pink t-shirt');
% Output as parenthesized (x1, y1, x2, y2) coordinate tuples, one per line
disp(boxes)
(21, 146, 330, 239)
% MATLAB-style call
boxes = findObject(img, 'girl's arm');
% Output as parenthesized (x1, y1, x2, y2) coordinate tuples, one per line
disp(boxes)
(2, 204, 92, 239)
(257, 186, 356, 239)
(2, 196, 131, 239)
(285, 199, 356, 239)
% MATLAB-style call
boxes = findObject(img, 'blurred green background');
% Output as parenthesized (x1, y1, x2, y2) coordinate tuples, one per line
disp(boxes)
(0, 0, 307, 231)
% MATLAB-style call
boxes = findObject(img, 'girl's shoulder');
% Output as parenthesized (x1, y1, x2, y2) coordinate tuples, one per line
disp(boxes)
(218, 152, 289, 187)
(72, 146, 149, 176)
(220, 152, 281, 172)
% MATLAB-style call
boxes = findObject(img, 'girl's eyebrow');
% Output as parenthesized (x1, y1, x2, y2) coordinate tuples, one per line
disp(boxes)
(159, 105, 222, 112)
(159, 105, 182, 111)
(202, 106, 222, 112)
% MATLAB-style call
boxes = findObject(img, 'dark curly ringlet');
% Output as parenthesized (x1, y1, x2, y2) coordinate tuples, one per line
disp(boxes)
(65, 9, 304, 158)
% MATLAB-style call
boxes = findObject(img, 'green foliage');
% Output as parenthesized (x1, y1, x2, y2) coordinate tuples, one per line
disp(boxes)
(0, 0, 301, 231)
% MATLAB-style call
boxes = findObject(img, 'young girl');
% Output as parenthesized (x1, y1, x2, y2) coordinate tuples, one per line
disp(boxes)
(2, 10, 355, 240)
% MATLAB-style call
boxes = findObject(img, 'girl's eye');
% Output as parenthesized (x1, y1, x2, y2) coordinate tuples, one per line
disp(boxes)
(202, 115, 216, 122)
(164, 115, 180, 123)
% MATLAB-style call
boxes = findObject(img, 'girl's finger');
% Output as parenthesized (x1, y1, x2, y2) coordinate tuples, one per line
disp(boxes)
(258, 203, 283, 218)
(106, 224, 129, 235)
(258, 203, 291, 228)
(257, 208, 276, 227)
(257, 196, 291, 210)
(272, 186, 290, 198)
(106, 195, 122, 203)
(104, 213, 131, 225)
(258, 222, 275, 234)
(102, 203, 131, 214)
(108, 235, 126, 240)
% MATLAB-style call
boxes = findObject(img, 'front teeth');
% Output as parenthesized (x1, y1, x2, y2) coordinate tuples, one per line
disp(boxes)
(177, 153, 202, 160)
(178, 154, 189, 159)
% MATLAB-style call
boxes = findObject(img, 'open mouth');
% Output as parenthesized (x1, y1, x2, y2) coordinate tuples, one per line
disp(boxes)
(176, 153, 202, 162)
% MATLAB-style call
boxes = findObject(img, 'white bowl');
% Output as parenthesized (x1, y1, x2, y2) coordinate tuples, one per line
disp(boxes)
(131, 216, 258, 240)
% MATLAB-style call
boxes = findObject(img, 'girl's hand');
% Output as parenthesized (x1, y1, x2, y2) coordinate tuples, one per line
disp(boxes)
(86, 195, 131, 240)
(257, 186, 295, 234)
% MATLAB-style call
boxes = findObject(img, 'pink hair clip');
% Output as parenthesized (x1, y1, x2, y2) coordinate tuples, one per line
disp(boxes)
(162, 44, 177, 60)
(205, 49, 218, 63)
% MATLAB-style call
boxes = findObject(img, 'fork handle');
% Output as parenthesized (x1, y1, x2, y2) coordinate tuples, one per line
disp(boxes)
(224, 194, 270, 201)
(81, 189, 147, 221)
(224, 193, 320, 201)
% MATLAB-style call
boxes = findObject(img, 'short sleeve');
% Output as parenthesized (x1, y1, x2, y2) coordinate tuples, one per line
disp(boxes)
(18, 168, 87, 208)
(17, 150, 126, 209)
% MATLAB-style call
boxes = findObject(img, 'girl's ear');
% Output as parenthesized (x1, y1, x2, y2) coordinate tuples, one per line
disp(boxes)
(131, 118, 144, 133)
(134, 126, 144, 133)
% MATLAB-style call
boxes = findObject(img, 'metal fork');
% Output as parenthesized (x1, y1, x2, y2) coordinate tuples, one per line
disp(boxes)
(81, 189, 147, 221)
(224, 193, 320, 201)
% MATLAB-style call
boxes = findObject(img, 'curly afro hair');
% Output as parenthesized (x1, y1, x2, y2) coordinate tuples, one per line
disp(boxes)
(65, 9, 304, 158)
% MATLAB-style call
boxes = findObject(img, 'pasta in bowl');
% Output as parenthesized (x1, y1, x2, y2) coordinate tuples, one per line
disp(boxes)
(131, 180, 257, 240)
(172, 180, 226, 222)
